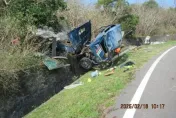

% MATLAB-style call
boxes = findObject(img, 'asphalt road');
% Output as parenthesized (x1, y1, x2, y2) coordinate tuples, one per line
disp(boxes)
(106, 46, 176, 118)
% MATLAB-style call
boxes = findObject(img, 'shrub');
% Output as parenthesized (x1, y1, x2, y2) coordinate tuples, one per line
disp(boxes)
(118, 14, 139, 37)
(105, 0, 139, 37)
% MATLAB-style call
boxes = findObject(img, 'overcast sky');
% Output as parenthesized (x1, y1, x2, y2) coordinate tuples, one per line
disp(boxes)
(82, 0, 175, 7)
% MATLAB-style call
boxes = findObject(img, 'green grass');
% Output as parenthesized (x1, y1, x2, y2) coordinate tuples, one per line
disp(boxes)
(26, 41, 176, 118)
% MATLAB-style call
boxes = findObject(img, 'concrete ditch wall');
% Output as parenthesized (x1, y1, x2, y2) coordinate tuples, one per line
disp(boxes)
(123, 34, 176, 46)
(0, 62, 85, 118)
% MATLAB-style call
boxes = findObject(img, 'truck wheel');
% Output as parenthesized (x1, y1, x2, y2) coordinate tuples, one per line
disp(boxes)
(79, 57, 92, 70)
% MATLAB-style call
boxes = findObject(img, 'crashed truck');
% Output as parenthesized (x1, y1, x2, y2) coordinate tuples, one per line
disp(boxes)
(42, 21, 124, 70)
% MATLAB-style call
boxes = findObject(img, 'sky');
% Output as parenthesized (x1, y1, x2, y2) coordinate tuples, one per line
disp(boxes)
(82, 0, 175, 8)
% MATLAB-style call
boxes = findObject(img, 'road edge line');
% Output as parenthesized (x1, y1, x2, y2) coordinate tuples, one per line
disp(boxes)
(123, 46, 176, 118)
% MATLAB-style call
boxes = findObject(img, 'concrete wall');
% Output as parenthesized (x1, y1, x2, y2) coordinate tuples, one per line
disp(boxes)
(123, 34, 176, 46)
(0, 63, 85, 118)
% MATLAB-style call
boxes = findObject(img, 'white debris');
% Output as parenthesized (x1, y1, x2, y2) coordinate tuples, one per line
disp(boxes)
(36, 27, 68, 41)
(64, 82, 83, 89)
(144, 36, 151, 44)
(151, 42, 165, 45)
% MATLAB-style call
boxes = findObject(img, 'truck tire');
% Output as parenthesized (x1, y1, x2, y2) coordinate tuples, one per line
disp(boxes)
(79, 57, 92, 70)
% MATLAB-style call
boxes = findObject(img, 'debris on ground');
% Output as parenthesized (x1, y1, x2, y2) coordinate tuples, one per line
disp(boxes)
(151, 42, 165, 45)
(115, 48, 121, 54)
(120, 61, 135, 72)
(11, 37, 20, 45)
(64, 82, 83, 89)
(105, 70, 115, 76)
(123, 66, 134, 72)
(120, 61, 135, 68)
(43, 57, 70, 70)
(99, 72, 102, 75)
(144, 36, 151, 44)
(87, 78, 92, 83)
(106, 66, 117, 72)
(91, 70, 99, 78)
(104, 66, 117, 76)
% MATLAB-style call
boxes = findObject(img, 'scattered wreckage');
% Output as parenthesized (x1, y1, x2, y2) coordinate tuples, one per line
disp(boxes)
(37, 21, 124, 70)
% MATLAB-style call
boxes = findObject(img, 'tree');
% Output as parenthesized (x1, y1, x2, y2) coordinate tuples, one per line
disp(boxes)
(119, 14, 139, 34)
(115, 0, 129, 8)
(98, 0, 129, 8)
(143, 0, 159, 9)
(7, 0, 66, 30)
(98, 0, 114, 6)
(97, 0, 138, 37)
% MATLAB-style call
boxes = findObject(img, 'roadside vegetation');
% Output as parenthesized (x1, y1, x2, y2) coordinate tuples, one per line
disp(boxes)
(0, 0, 66, 97)
(26, 41, 176, 118)
(58, 0, 176, 38)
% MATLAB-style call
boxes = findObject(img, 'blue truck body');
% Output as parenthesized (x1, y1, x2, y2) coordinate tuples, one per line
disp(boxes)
(56, 21, 123, 69)
(89, 24, 122, 63)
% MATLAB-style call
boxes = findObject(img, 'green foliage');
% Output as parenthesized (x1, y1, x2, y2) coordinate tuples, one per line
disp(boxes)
(108, 0, 138, 37)
(119, 14, 139, 37)
(115, 0, 129, 8)
(98, 0, 113, 6)
(143, 0, 159, 9)
(97, 0, 138, 37)
(98, 0, 129, 8)
(7, 0, 66, 30)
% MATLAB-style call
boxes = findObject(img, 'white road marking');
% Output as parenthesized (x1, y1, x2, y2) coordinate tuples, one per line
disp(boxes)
(123, 46, 176, 118)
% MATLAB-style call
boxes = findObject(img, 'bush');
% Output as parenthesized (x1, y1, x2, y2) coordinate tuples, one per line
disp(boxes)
(105, 0, 139, 37)
(119, 14, 139, 37)
(0, 15, 42, 77)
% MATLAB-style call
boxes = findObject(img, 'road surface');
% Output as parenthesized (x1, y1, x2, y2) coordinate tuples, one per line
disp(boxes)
(106, 46, 176, 118)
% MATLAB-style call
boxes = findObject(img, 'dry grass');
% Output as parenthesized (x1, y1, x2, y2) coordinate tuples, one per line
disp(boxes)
(0, 16, 41, 71)
(132, 5, 176, 36)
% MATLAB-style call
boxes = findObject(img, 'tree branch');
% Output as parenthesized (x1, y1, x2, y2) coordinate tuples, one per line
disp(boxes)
(3, 0, 11, 6)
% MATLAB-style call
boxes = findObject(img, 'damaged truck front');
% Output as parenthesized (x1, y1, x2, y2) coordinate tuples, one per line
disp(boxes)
(44, 21, 124, 70)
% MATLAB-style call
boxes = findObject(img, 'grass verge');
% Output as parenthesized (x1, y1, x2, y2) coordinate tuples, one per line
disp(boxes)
(26, 41, 176, 118)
